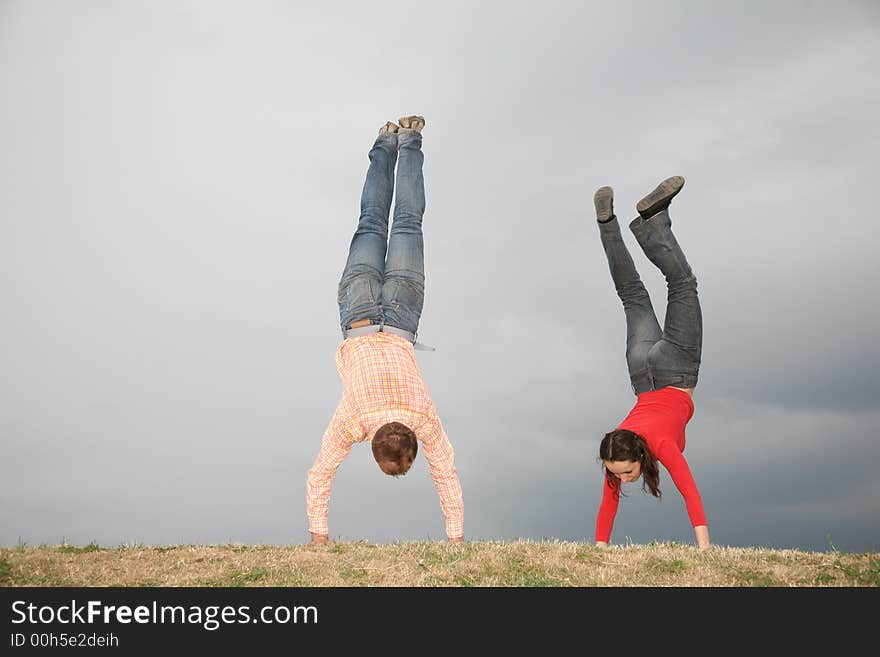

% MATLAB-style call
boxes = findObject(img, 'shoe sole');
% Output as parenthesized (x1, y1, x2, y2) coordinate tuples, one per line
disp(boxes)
(636, 176, 685, 217)
(398, 115, 425, 132)
(594, 186, 614, 223)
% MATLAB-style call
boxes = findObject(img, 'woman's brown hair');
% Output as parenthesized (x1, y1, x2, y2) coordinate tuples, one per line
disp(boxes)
(599, 428, 660, 498)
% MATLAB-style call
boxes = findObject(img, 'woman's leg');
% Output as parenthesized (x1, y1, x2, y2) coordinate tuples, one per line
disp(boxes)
(595, 187, 661, 394)
(382, 117, 426, 335)
(337, 125, 398, 331)
(629, 177, 702, 389)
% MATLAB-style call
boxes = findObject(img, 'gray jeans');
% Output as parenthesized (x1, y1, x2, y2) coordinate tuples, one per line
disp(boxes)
(598, 209, 702, 394)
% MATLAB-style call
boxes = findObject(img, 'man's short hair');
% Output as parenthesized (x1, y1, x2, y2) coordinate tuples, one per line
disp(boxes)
(371, 422, 418, 475)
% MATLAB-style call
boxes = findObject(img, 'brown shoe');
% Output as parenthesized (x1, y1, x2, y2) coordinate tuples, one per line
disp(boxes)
(398, 115, 425, 133)
(594, 186, 615, 223)
(636, 176, 685, 219)
(379, 121, 399, 135)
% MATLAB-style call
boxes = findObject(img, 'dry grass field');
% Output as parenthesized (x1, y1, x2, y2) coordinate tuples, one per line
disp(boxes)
(2, 540, 878, 587)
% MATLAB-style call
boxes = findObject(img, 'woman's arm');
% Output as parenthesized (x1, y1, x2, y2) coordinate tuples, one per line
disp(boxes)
(655, 442, 709, 546)
(595, 478, 620, 545)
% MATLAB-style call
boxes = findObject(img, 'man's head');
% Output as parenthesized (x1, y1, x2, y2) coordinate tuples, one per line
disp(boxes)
(372, 422, 418, 476)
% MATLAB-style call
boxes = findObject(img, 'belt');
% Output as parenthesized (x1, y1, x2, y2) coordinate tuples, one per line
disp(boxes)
(342, 322, 436, 351)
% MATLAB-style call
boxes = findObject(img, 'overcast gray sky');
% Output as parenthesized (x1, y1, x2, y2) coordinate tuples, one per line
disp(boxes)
(2, 0, 878, 552)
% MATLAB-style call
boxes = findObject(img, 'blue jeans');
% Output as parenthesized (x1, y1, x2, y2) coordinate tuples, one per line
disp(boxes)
(337, 130, 425, 335)
(598, 209, 702, 394)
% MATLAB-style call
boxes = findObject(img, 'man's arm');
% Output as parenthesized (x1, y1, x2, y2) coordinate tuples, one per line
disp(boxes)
(306, 407, 360, 544)
(419, 418, 464, 541)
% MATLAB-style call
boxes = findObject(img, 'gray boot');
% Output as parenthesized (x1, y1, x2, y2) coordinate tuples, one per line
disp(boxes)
(594, 186, 615, 223)
(636, 175, 684, 220)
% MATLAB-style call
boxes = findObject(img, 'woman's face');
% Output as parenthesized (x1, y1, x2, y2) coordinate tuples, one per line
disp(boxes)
(604, 459, 642, 483)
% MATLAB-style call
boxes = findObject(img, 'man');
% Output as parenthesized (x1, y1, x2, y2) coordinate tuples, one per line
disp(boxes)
(306, 115, 464, 545)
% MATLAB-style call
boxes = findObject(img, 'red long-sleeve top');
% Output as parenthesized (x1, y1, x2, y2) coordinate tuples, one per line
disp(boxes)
(595, 387, 707, 543)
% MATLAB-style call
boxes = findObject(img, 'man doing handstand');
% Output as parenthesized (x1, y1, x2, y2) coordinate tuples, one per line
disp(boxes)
(306, 116, 464, 545)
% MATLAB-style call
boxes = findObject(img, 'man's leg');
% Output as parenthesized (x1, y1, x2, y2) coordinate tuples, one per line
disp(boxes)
(337, 123, 399, 331)
(595, 186, 661, 394)
(382, 116, 426, 335)
(629, 176, 702, 389)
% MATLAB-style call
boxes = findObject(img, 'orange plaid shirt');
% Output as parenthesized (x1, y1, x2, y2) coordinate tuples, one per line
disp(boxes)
(306, 332, 464, 539)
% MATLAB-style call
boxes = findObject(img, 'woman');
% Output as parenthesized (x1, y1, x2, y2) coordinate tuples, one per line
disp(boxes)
(592, 176, 709, 549)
